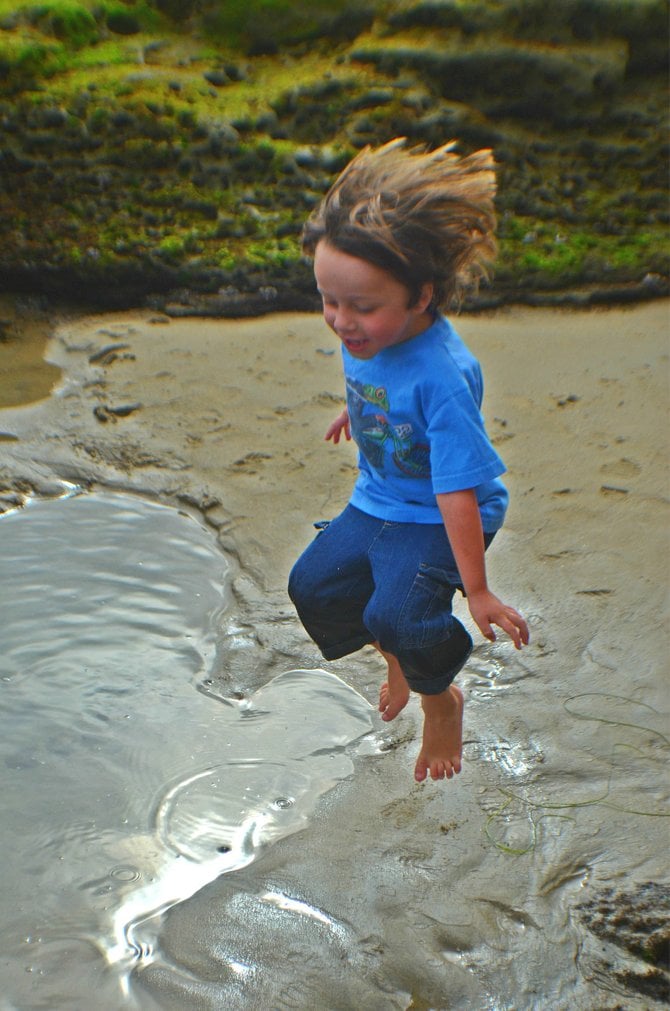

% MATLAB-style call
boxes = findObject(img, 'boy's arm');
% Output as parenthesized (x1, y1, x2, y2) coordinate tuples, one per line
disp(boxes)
(436, 489, 529, 650)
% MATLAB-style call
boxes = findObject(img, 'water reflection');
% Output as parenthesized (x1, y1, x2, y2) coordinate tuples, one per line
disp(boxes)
(0, 491, 373, 1007)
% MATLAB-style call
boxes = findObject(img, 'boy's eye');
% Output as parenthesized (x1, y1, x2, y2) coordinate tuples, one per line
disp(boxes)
(320, 296, 376, 314)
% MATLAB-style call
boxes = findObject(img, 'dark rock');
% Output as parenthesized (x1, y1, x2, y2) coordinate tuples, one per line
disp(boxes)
(110, 110, 136, 130)
(182, 199, 219, 220)
(203, 69, 229, 88)
(352, 42, 627, 124)
(255, 111, 279, 132)
(22, 132, 59, 153)
(230, 115, 253, 133)
(400, 88, 435, 112)
(161, 284, 319, 318)
(223, 62, 247, 82)
(38, 106, 68, 129)
(412, 105, 505, 148)
(143, 40, 169, 58)
(0, 12, 20, 30)
(350, 87, 394, 110)
(293, 146, 320, 168)
(107, 12, 141, 35)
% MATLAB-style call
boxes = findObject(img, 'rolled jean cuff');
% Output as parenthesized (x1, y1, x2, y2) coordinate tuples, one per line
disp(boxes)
(321, 633, 374, 662)
(397, 630, 473, 696)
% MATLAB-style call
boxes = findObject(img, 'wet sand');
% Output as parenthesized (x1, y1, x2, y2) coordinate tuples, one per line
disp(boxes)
(0, 300, 668, 1007)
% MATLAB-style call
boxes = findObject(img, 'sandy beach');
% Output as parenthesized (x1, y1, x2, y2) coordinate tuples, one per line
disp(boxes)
(0, 300, 668, 1008)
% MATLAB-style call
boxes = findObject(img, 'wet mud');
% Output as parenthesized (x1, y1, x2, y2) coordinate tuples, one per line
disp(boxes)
(0, 300, 667, 1008)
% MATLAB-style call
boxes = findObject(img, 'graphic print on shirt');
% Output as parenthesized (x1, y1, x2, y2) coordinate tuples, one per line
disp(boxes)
(346, 377, 431, 479)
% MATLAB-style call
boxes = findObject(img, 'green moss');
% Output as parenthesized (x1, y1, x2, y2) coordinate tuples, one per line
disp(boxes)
(0, 34, 65, 81)
(68, 38, 142, 68)
(244, 236, 301, 266)
(498, 221, 668, 290)
(520, 244, 584, 276)
(156, 234, 184, 258)
(87, 105, 109, 130)
(611, 234, 650, 267)
(0, 0, 162, 32)
(0, 5, 165, 86)
(216, 248, 237, 270)
(27, 2, 99, 48)
(200, 0, 376, 53)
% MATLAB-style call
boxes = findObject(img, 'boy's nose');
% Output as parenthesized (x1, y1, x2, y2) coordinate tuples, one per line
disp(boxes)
(334, 309, 356, 333)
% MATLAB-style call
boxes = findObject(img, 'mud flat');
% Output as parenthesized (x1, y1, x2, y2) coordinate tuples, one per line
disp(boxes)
(0, 300, 668, 1008)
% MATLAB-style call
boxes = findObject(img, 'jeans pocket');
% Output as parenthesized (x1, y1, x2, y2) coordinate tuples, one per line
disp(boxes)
(397, 564, 458, 648)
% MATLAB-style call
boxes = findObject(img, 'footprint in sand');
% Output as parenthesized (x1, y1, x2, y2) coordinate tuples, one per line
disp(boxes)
(599, 457, 642, 478)
(231, 451, 273, 474)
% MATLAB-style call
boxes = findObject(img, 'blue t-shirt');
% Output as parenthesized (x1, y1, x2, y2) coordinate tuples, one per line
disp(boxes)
(343, 314, 508, 530)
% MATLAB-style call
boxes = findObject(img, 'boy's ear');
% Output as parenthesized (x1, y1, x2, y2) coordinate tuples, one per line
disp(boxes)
(415, 282, 434, 313)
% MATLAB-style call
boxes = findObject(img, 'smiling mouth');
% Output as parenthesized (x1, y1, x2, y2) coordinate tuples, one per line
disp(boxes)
(343, 337, 367, 351)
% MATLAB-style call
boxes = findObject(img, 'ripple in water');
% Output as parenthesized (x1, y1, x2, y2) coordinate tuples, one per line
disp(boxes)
(0, 491, 373, 1007)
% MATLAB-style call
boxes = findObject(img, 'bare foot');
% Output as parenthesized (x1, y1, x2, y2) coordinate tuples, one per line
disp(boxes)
(414, 685, 464, 783)
(374, 644, 410, 721)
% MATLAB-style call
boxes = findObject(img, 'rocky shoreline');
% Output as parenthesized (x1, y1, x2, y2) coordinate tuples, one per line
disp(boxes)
(1, 0, 668, 312)
(4, 260, 670, 318)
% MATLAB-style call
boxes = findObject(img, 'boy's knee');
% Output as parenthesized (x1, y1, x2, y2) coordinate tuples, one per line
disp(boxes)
(287, 559, 310, 608)
(288, 557, 330, 614)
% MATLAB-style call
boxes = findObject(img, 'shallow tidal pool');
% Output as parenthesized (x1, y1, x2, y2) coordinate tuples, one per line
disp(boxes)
(0, 490, 374, 1008)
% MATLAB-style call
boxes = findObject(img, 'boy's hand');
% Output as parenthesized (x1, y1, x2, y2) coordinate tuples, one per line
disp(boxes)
(325, 409, 351, 444)
(467, 589, 529, 650)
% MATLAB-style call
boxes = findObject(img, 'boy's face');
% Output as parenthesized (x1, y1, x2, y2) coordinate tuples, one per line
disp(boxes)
(314, 241, 433, 359)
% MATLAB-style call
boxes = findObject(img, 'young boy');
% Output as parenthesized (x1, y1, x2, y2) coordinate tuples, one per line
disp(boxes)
(288, 138, 529, 783)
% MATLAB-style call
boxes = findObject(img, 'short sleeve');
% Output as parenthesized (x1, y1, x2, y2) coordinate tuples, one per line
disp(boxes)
(425, 380, 505, 494)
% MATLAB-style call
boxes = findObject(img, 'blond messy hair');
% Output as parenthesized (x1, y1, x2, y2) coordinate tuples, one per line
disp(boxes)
(302, 138, 497, 311)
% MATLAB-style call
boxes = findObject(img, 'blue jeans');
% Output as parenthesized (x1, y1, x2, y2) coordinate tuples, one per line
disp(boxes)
(288, 505, 495, 696)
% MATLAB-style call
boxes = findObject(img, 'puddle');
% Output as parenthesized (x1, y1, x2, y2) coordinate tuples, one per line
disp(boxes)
(0, 491, 374, 1008)
(0, 304, 61, 408)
